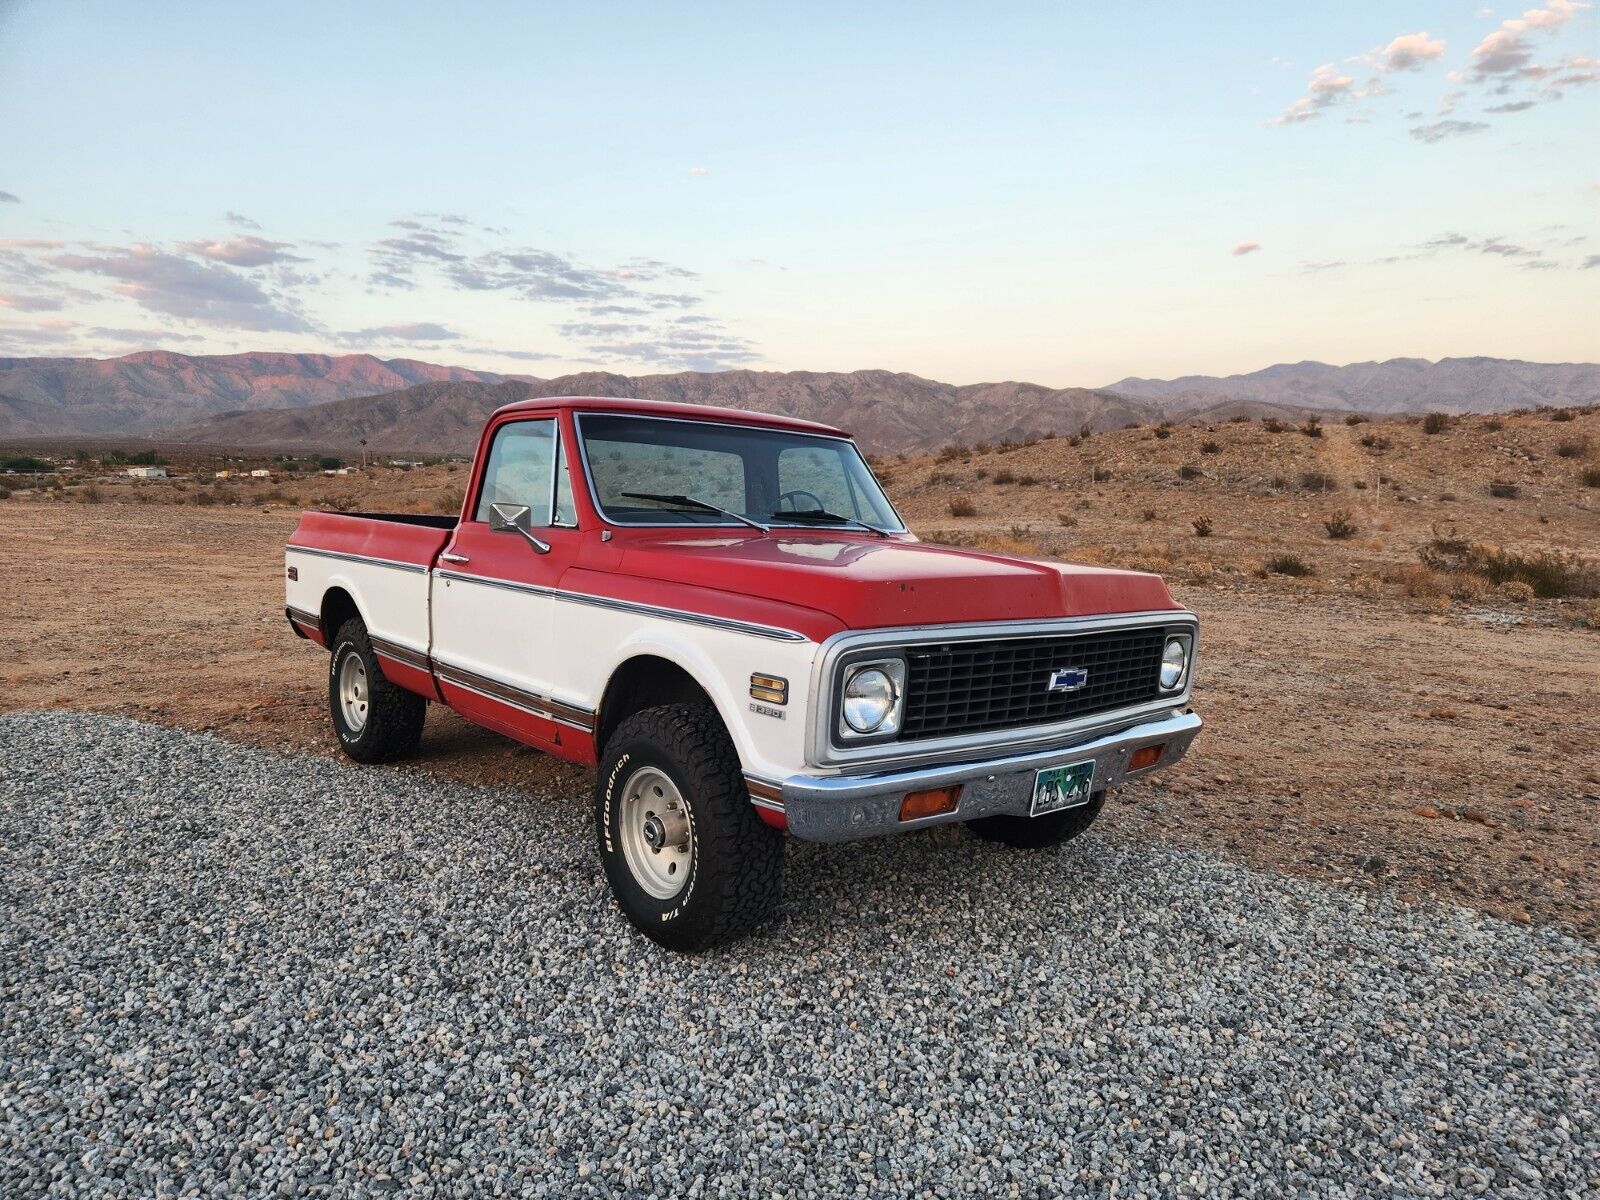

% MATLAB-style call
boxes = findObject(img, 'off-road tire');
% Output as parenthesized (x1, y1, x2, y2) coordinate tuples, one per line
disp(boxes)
(596, 704, 783, 952)
(328, 617, 426, 764)
(966, 792, 1106, 849)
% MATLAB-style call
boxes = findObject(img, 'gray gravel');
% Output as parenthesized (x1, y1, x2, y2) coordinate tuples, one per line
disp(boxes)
(1, 712, 1595, 1199)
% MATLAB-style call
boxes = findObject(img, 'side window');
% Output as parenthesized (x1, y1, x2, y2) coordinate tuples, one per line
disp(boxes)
(475, 420, 556, 524)
(778, 445, 856, 516)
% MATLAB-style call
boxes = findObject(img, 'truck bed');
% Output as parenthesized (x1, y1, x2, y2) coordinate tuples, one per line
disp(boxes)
(288, 510, 456, 568)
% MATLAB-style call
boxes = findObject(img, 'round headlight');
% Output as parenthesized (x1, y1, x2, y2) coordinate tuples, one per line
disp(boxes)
(843, 667, 897, 733)
(1160, 637, 1188, 690)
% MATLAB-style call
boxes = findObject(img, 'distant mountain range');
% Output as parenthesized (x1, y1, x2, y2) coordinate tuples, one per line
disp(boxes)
(0, 351, 1593, 455)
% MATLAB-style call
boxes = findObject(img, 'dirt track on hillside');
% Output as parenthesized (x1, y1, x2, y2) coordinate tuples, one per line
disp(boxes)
(2, 500, 1595, 937)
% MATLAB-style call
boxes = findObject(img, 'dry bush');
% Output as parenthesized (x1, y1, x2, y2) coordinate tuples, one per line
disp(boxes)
(80, 485, 102, 504)
(1323, 510, 1358, 539)
(1359, 433, 1392, 450)
(1178, 463, 1204, 481)
(1497, 580, 1536, 604)
(190, 491, 217, 507)
(0, 485, 10, 500)
(1264, 553, 1314, 577)
(1550, 408, 1576, 422)
(948, 498, 978, 518)
(435, 487, 466, 515)
(1142, 508, 1159, 521)
(1056, 512, 1078, 527)
(1191, 515, 1213, 537)
(1423, 412, 1450, 435)
(1153, 425, 1173, 440)
(1343, 413, 1368, 425)
(1015, 474, 1040, 486)
(1200, 440, 1220, 454)
(971, 533, 1039, 556)
(937, 444, 968, 463)
(1299, 470, 1338, 491)
(925, 469, 954, 485)
(1090, 466, 1113, 483)
(1581, 467, 1600, 488)
(1419, 537, 1600, 599)
(1391, 564, 1447, 598)
(1586, 599, 1600, 628)
(1262, 418, 1287, 433)
(1300, 417, 1322, 438)
(974, 468, 989, 479)
(1488, 480, 1520, 499)
(991, 468, 1016, 485)
(1482, 417, 1505, 432)
(1555, 436, 1592, 459)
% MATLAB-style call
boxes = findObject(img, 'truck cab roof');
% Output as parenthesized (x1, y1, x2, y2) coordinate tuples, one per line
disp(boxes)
(489, 395, 848, 440)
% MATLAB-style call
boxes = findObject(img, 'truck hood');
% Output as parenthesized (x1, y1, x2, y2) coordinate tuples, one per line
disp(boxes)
(611, 534, 1181, 629)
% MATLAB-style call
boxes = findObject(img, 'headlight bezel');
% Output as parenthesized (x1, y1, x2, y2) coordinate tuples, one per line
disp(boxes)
(835, 656, 907, 742)
(1159, 633, 1192, 692)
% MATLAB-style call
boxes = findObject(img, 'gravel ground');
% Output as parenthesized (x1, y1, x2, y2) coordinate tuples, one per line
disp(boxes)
(1, 713, 1595, 1199)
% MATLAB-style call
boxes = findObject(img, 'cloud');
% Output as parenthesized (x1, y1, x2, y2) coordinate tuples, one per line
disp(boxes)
(458, 346, 561, 362)
(89, 326, 205, 343)
(0, 191, 19, 203)
(1423, 231, 1545, 260)
(1371, 32, 1447, 72)
(180, 235, 307, 267)
(47, 243, 316, 332)
(0, 319, 80, 347)
(1582, 254, 1600, 269)
(224, 211, 261, 230)
(1457, 1, 1591, 91)
(1486, 98, 1540, 111)
(1269, 64, 1363, 124)
(341, 321, 460, 342)
(1504, 0, 1588, 31)
(1409, 119, 1490, 141)
(1230, 242, 1262, 256)
(0, 292, 65, 311)
(0, 238, 64, 249)
(687, 166, 709, 176)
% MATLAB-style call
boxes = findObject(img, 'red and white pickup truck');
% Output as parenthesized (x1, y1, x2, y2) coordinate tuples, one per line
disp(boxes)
(286, 397, 1200, 949)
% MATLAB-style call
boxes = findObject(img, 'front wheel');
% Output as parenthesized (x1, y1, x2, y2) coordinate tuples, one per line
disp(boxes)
(596, 705, 782, 951)
(966, 792, 1106, 849)
(328, 618, 426, 764)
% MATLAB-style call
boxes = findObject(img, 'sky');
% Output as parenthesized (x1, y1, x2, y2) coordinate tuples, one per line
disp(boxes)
(0, 0, 1595, 386)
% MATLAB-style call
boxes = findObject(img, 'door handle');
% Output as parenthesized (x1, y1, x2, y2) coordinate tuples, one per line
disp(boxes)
(440, 551, 470, 564)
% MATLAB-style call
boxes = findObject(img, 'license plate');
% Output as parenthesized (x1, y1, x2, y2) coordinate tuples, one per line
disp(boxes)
(1031, 761, 1096, 816)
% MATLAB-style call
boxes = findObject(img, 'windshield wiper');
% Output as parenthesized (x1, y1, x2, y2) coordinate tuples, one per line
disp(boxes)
(772, 508, 890, 538)
(621, 491, 769, 533)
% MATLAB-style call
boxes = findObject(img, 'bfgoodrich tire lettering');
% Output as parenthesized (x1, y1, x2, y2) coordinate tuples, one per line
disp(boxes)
(328, 618, 426, 764)
(966, 792, 1106, 849)
(596, 704, 782, 951)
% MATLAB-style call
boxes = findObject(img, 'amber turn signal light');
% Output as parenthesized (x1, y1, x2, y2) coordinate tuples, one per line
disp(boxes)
(899, 785, 962, 822)
(1127, 744, 1164, 772)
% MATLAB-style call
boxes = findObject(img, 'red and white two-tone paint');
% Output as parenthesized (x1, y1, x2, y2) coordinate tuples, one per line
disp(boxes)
(286, 396, 1202, 950)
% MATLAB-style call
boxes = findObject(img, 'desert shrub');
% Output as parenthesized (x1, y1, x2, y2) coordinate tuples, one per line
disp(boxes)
(317, 456, 343, 470)
(1007, 524, 1032, 540)
(1300, 417, 1322, 438)
(80, 485, 102, 504)
(937, 444, 968, 463)
(1419, 538, 1600, 599)
(435, 487, 466, 515)
(1582, 467, 1600, 488)
(1488, 480, 1520, 499)
(1229, 414, 1252, 424)
(1200, 440, 1221, 454)
(0, 485, 10, 500)
(1178, 463, 1204, 480)
(1423, 412, 1450, 435)
(1192, 515, 1213, 537)
(1556, 437, 1592, 459)
(925, 469, 953, 485)
(1056, 512, 1078, 527)
(1016, 474, 1040, 486)
(1268, 475, 1288, 490)
(973, 468, 989, 480)
(1323, 510, 1358, 539)
(1353, 479, 1369, 491)
(1482, 417, 1505, 432)
(1091, 466, 1113, 483)
(1550, 408, 1576, 422)
(1497, 580, 1536, 604)
(1436, 491, 1454, 501)
(1153, 425, 1172, 440)
(1359, 433, 1392, 450)
(991, 469, 1016, 485)
(1343, 413, 1368, 425)
(1262, 418, 1287, 433)
(191, 490, 217, 507)
(1299, 470, 1338, 491)
(1265, 553, 1314, 577)
(1142, 508, 1158, 521)
(1392, 564, 1447, 599)
(1078, 424, 1092, 440)
(948, 498, 977, 517)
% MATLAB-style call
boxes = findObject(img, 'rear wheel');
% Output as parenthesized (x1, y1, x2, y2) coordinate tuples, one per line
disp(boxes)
(328, 617, 426, 764)
(966, 792, 1106, 849)
(596, 704, 782, 951)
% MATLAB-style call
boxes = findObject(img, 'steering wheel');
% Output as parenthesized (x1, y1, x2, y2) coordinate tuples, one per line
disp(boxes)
(778, 489, 825, 513)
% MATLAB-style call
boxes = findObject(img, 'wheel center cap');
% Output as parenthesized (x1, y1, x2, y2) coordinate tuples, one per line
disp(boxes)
(642, 815, 667, 850)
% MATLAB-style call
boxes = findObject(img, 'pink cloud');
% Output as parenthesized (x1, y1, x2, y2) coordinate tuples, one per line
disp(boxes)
(1231, 242, 1263, 257)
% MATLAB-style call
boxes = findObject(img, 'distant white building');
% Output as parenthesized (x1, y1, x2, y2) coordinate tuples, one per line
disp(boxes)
(249, 469, 272, 478)
(125, 466, 169, 479)
(322, 467, 353, 476)
(214, 470, 233, 479)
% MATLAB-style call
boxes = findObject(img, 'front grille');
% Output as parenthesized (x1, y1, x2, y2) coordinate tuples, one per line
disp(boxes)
(898, 627, 1170, 740)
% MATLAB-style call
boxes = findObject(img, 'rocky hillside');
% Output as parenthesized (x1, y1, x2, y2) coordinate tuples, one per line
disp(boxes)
(0, 351, 527, 437)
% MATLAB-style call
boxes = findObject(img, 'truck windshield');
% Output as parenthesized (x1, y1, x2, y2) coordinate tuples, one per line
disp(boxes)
(577, 414, 905, 532)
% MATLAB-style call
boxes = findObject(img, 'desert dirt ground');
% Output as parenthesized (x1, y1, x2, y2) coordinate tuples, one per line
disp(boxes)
(2, 407, 1597, 935)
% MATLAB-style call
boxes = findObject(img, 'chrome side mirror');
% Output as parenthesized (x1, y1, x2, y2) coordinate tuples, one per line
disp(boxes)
(488, 502, 551, 554)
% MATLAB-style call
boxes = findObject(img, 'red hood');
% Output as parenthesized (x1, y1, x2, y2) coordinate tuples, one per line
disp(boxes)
(610, 533, 1180, 629)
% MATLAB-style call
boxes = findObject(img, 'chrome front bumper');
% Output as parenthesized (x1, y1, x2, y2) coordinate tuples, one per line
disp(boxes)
(777, 709, 1201, 843)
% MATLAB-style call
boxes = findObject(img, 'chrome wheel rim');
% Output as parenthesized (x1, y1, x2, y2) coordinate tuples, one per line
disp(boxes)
(338, 650, 369, 734)
(618, 766, 693, 901)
